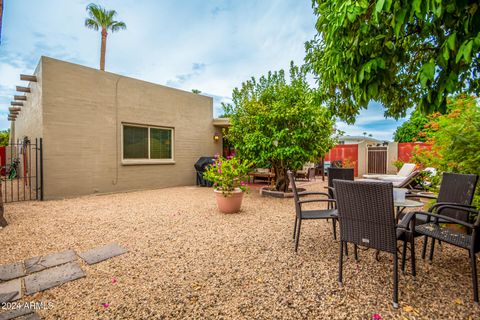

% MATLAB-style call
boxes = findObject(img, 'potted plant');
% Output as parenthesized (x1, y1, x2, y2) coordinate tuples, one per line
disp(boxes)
(203, 156, 252, 213)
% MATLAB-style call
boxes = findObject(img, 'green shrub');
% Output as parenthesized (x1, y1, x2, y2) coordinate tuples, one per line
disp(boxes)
(203, 156, 252, 196)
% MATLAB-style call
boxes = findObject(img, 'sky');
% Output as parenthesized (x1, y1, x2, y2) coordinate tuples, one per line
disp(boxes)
(0, 0, 409, 140)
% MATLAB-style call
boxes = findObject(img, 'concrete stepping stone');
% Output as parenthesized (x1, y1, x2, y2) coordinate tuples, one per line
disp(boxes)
(0, 279, 22, 302)
(0, 262, 25, 281)
(0, 305, 33, 320)
(0, 292, 18, 304)
(78, 243, 128, 265)
(24, 262, 85, 295)
(18, 313, 41, 320)
(24, 250, 77, 274)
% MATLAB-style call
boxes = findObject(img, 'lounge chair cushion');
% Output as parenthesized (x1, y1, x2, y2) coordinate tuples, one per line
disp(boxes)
(377, 176, 408, 182)
(362, 163, 415, 179)
(397, 163, 416, 177)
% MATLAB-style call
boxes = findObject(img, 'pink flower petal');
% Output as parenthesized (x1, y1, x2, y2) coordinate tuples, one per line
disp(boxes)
(112, 277, 117, 284)
(102, 303, 110, 308)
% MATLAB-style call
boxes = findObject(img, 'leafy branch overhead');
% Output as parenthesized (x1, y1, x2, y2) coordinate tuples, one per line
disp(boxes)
(305, 0, 480, 123)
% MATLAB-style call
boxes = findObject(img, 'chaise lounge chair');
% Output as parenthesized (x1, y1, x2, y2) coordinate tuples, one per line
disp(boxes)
(362, 163, 416, 180)
(359, 170, 420, 189)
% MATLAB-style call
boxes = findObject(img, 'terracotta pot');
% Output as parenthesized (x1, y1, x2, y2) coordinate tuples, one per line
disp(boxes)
(214, 188, 244, 213)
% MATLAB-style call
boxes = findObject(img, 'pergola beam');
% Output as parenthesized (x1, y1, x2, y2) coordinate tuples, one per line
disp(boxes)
(9, 107, 21, 112)
(20, 74, 37, 82)
(11, 101, 23, 106)
(16, 86, 30, 93)
(14, 95, 26, 101)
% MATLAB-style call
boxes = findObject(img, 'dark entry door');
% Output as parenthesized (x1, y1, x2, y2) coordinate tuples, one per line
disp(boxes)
(367, 146, 387, 174)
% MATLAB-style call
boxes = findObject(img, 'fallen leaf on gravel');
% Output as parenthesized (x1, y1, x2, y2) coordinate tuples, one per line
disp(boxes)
(403, 305, 413, 312)
(454, 298, 463, 305)
(191, 283, 202, 290)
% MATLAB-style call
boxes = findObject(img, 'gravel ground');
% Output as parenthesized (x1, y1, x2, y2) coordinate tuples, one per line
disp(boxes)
(1, 180, 479, 319)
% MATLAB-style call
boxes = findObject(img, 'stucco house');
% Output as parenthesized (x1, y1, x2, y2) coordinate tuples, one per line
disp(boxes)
(12, 56, 223, 200)
(337, 135, 387, 145)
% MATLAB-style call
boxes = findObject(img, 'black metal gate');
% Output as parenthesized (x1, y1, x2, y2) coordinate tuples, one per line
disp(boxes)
(1, 138, 43, 203)
(367, 146, 388, 174)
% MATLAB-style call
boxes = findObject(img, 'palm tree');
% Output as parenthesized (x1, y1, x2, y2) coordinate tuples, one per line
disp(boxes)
(85, 3, 126, 71)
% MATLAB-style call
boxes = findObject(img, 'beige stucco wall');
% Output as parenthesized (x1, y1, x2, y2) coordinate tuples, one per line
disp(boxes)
(356, 141, 367, 177)
(387, 142, 398, 174)
(17, 56, 221, 200)
(14, 62, 43, 142)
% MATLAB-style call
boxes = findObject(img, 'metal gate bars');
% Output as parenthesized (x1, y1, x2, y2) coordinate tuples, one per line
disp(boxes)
(1, 137, 43, 203)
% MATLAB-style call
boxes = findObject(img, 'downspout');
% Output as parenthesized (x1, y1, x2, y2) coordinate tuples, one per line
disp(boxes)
(112, 76, 123, 185)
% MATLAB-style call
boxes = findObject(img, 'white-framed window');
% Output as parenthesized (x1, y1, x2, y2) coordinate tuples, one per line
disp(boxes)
(122, 123, 174, 164)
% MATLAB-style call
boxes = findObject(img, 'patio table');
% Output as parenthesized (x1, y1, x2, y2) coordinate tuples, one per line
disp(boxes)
(248, 172, 275, 186)
(394, 199, 424, 220)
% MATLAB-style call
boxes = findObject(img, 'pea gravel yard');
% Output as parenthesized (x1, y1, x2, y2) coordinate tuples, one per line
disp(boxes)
(1, 181, 479, 319)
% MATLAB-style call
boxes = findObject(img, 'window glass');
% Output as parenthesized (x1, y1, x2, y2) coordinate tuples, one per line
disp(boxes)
(150, 128, 172, 159)
(123, 126, 148, 159)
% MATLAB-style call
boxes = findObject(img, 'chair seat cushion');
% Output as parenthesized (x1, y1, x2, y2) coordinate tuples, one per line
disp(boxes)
(415, 223, 470, 249)
(362, 174, 397, 179)
(301, 209, 337, 219)
(378, 176, 406, 182)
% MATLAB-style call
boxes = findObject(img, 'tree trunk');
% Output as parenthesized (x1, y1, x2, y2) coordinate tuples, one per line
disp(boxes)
(273, 162, 289, 192)
(0, 182, 6, 227)
(100, 28, 108, 71)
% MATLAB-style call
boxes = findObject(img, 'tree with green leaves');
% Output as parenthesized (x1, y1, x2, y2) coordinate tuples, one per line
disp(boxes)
(393, 109, 430, 142)
(85, 3, 126, 71)
(411, 94, 480, 205)
(305, 0, 480, 123)
(0, 130, 9, 146)
(224, 62, 336, 192)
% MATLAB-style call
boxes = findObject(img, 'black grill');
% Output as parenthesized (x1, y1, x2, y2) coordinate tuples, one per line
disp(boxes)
(194, 156, 215, 187)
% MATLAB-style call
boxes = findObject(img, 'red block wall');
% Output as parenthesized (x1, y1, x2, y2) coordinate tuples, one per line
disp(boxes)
(397, 142, 431, 163)
(324, 144, 359, 176)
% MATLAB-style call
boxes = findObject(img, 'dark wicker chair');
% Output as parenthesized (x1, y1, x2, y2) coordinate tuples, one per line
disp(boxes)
(405, 172, 478, 260)
(333, 180, 415, 308)
(326, 168, 354, 200)
(288, 171, 337, 252)
(295, 167, 316, 181)
(404, 205, 480, 303)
